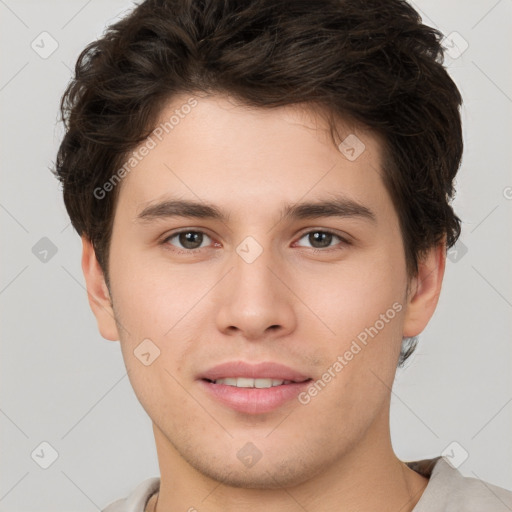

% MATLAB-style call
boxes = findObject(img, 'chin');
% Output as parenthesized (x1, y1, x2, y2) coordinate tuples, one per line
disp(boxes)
(184, 450, 324, 489)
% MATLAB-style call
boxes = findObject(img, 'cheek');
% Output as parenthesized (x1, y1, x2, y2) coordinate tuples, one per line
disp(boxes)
(109, 246, 192, 337)
(300, 243, 407, 392)
(108, 247, 208, 393)
(305, 249, 406, 336)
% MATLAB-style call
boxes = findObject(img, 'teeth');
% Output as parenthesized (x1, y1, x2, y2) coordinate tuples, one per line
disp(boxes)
(213, 377, 291, 388)
(237, 377, 256, 388)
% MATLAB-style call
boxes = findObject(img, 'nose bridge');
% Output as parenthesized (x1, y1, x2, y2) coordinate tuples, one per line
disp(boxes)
(231, 234, 280, 302)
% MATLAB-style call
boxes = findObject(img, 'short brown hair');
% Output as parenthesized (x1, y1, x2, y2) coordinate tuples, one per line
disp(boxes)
(55, 0, 463, 364)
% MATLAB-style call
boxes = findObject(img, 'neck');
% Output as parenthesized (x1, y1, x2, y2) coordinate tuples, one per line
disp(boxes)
(150, 410, 428, 512)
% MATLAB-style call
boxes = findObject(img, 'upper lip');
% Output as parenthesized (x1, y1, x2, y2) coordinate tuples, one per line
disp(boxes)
(198, 361, 311, 382)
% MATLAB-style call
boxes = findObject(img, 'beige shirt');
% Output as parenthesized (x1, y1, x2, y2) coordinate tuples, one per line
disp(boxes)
(102, 456, 512, 511)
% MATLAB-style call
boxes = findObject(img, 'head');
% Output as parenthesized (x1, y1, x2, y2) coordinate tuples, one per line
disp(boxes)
(56, 0, 462, 489)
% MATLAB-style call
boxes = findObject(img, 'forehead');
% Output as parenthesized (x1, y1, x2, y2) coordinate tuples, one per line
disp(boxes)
(115, 93, 390, 221)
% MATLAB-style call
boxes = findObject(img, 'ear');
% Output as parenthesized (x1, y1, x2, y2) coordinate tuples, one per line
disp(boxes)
(81, 236, 120, 341)
(402, 241, 446, 337)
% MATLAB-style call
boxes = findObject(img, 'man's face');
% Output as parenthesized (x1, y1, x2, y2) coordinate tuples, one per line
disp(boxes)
(106, 94, 410, 487)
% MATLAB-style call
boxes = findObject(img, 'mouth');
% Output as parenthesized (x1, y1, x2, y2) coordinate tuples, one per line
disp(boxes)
(203, 377, 306, 388)
(197, 361, 313, 414)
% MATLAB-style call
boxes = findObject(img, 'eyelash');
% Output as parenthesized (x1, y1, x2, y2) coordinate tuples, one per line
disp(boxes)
(161, 229, 351, 254)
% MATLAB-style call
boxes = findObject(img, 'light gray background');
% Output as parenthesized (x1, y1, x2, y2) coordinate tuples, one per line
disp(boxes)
(1, 1, 511, 510)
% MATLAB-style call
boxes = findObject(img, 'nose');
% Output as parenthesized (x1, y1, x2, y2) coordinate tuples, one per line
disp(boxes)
(215, 241, 297, 341)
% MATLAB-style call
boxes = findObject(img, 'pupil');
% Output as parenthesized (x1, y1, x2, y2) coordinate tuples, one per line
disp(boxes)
(180, 231, 202, 249)
(311, 232, 331, 248)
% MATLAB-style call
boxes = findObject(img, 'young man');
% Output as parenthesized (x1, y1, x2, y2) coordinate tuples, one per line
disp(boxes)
(55, 0, 512, 510)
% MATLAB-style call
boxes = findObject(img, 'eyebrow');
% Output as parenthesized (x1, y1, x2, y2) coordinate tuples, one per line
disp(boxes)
(136, 195, 376, 224)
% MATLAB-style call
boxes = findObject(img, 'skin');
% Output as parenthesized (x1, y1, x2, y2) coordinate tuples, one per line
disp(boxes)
(82, 93, 445, 511)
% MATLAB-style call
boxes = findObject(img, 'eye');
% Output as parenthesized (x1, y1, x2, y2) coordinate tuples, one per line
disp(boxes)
(161, 228, 350, 254)
(294, 230, 349, 251)
(163, 230, 213, 252)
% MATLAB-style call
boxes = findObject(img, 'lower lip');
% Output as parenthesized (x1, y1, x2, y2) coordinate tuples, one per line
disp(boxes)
(199, 379, 311, 414)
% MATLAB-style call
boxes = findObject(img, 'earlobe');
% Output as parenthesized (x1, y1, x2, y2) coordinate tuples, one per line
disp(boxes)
(402, 241, 446, 338)
(81, 236, 120, 341)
